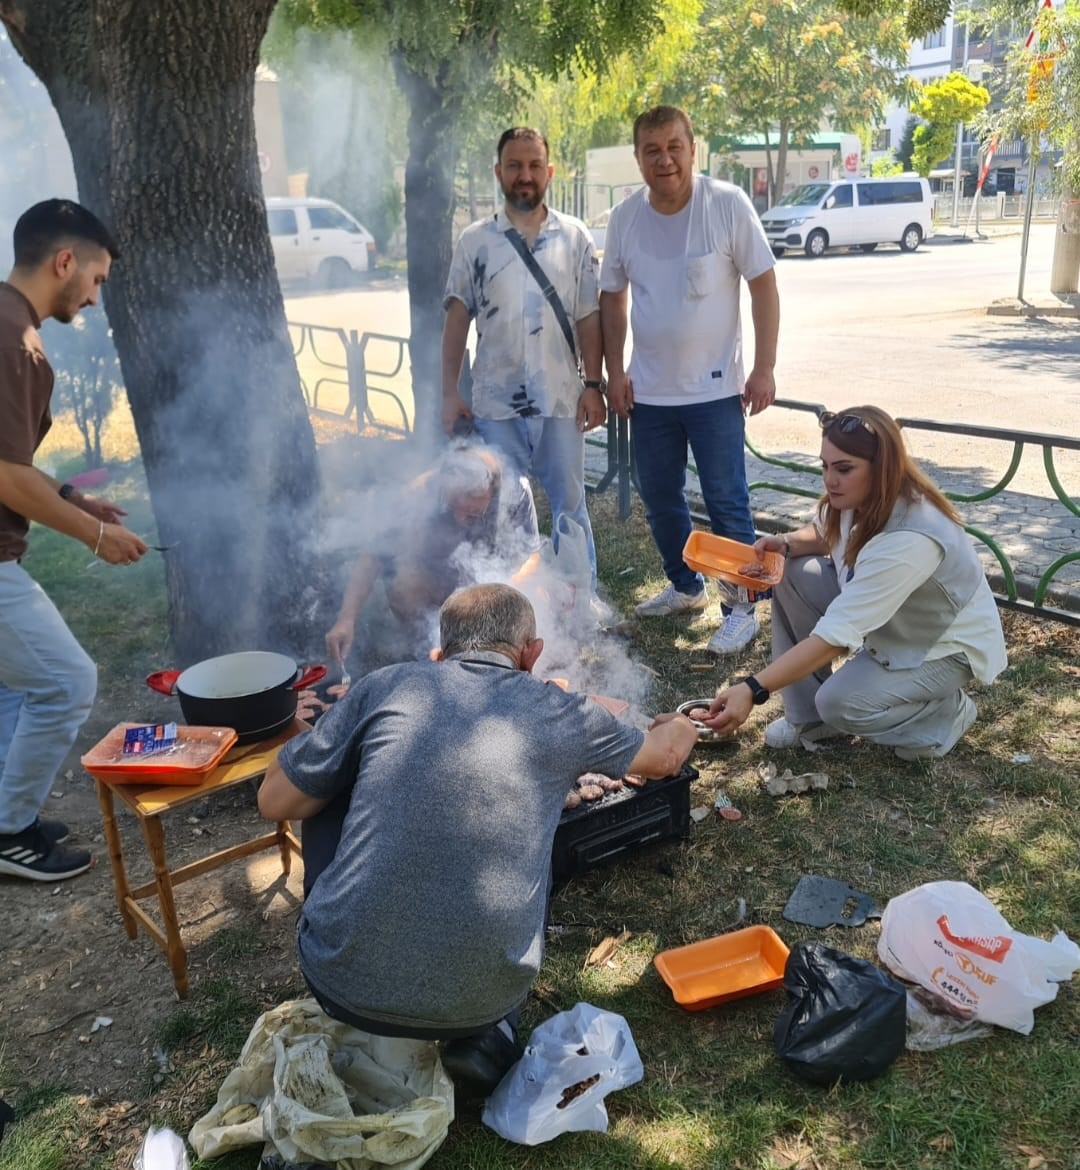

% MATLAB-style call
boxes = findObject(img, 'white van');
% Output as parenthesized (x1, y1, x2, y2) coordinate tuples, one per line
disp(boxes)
(266, 196, 376, 287)
(759, 176, 934, 258)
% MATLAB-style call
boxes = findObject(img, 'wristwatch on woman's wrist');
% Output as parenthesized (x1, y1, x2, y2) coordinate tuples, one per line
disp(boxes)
(739, 675, 770, 705)
(583, 379, 604, 391)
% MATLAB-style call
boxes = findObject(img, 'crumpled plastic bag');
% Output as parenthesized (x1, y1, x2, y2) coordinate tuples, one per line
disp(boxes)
(903, 988, 993, 1051)
(134, 1126, 189, 1170)
(774, 942, 907, 1085)
(878, 881, 1080, 1035)
(189, 998, 454, 1170)
(481, 1002, 643, 1145)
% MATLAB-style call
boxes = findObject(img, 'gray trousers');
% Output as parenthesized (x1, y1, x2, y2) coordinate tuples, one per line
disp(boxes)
(772, 556, 976, 757)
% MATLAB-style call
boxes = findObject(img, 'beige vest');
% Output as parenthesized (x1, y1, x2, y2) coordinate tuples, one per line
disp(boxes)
(862, 497, 985, 671)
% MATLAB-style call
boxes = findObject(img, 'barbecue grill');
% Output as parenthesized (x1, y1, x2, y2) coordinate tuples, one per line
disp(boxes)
(552, 763, 698, 883)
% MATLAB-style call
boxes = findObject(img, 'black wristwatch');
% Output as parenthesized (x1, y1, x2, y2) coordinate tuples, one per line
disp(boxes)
(739, 675, 770, 705)
(583, 379, 604, 391)
(58, 483, 76, 500)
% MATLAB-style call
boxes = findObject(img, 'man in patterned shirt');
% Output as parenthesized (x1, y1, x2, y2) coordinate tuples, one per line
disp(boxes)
(441, 127, 606, 591)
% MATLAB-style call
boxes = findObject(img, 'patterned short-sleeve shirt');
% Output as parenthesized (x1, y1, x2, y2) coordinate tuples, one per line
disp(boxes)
(444, 208, 599, 421)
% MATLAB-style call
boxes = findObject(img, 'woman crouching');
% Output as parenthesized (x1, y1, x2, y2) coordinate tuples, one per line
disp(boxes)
(705, 406, 1007, 760)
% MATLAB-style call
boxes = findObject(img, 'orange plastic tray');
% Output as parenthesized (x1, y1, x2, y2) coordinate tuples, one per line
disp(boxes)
(81, 724, 238, 784)
(682, 532, 784, 592)
(654, 925, 790, 1010)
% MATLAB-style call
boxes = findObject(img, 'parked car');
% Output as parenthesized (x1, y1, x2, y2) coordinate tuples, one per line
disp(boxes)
(266, 196, 376, 288)
(759, 176, 934, 258)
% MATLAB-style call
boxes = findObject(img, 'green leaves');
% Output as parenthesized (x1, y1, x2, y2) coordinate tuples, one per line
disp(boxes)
(908, 71, 990, 176)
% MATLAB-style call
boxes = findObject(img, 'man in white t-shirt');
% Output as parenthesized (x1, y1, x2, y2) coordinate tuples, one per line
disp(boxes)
(599, 106, 780, 655)
(441, 128, 606, 591)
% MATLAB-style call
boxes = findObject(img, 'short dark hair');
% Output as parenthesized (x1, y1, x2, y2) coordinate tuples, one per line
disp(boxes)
(439, 583, 536, 659)
(633, 105, 695, 151)
(496, 127, 550, 163)
(13, 199, 120, 269)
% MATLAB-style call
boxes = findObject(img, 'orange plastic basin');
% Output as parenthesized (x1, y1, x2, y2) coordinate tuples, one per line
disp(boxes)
(654, 925, 790, 1010)
(82, 724, 238, 784)
(682, 532, 784, 593)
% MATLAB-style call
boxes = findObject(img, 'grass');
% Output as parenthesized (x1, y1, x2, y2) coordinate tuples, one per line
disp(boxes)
(2, 425, 1078, 1170)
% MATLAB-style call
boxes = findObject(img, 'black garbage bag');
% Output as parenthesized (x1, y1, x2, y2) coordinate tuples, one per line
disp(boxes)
(775, 941, 907, 1085)
(0, 1097, 14, 1145)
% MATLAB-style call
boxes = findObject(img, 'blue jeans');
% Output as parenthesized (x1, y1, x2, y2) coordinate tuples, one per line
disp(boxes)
(473, 415, 597, 589)
(631, 396, 756, 597)
(0, 561, 97, 834)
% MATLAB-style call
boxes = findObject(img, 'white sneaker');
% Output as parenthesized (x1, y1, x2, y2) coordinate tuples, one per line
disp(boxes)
(634, 582, 707, 618)
(764, 717, 799, 749)
(764, 718, 841, 749)
(706, 608, 759, 655)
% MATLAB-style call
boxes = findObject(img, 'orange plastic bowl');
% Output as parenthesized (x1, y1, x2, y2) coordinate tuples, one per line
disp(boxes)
(654, 925, 790, 1010)
(682, 532, 784, 593)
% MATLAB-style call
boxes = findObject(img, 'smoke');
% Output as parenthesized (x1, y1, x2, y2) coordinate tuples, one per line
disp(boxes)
(316, 435, 654, 722)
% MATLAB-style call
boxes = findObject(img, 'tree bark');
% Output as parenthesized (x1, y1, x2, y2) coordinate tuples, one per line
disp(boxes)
(775, 120, 791, 207)
(1, 0, 321, 665)
(1049, 167, 1080, 295)
(393, 53, 460, 448)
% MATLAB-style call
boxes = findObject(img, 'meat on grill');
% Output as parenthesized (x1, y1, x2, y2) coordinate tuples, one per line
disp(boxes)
(564, 771, 627, 808)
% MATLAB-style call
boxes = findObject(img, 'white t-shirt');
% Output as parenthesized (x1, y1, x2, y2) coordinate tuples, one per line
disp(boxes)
(599, 175, 775, 405)
(812, 512, 1007, 685)
(444, 208, 599, 421)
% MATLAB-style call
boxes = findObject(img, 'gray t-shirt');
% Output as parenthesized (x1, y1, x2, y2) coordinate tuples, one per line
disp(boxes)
(280, 654, 644, 1032)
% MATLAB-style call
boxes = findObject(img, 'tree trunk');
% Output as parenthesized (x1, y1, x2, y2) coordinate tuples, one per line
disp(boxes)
(1049, 166, 1080, 295)
(393, 53, 460, 448)
(1, 0, 321, 665)
(774, 121, 791, 209)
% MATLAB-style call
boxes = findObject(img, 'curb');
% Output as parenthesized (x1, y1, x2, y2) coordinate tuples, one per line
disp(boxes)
(986, 296, 1080, 319)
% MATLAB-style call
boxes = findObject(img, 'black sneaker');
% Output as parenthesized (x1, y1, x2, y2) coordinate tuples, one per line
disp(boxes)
(440, 1023, 524, 1096)
(38, 818, 70, 845)
(0, 824, 91, 882)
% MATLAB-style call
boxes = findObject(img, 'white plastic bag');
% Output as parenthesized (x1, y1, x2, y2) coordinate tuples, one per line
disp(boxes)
(134, 1126, 189, 1170)
(878, 881, 1080, 1035)
(481, 1003, 643, 1145)
(552, 515, 594, 629)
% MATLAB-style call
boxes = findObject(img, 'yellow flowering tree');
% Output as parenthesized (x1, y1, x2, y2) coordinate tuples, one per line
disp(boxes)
(693, 0, 911, 204)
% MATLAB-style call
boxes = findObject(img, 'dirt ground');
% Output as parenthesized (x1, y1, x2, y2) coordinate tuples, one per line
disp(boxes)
(0, 669, 309, 1102)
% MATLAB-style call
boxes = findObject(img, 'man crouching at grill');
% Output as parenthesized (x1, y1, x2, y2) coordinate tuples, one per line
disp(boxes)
(258, 582, 697, 1095)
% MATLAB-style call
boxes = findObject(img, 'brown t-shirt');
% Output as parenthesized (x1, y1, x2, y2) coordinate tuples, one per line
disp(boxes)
(0, 282, 54, 562)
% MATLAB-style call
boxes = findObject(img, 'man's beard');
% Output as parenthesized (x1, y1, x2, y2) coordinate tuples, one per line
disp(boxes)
(53, 275, 83, 323)
(503, 184, 544, 212)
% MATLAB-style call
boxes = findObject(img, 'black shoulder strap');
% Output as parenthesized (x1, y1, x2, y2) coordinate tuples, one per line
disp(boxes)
(503, 225, 577, 362)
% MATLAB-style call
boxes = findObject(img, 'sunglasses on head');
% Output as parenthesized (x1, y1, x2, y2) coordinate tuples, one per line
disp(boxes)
(819, 411, 876, 436)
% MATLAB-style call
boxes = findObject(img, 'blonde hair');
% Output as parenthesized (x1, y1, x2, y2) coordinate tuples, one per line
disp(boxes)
(818, 405, 960, 568)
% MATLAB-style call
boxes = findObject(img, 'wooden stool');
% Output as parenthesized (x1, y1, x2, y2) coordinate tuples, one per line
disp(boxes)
(94, 721, 305, 998)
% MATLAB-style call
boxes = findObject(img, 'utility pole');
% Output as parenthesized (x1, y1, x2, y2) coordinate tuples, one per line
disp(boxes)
(950, 19, 971, 228)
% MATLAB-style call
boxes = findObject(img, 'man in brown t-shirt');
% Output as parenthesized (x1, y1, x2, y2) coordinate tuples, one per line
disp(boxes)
(0, 200, 146, 882)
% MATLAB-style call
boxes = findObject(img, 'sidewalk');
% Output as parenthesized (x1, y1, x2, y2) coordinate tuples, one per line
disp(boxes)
(930, 222, 1080, 317)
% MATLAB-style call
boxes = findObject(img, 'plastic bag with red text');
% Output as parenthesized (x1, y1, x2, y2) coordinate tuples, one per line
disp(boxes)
(877, 881, 1079, 1035)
